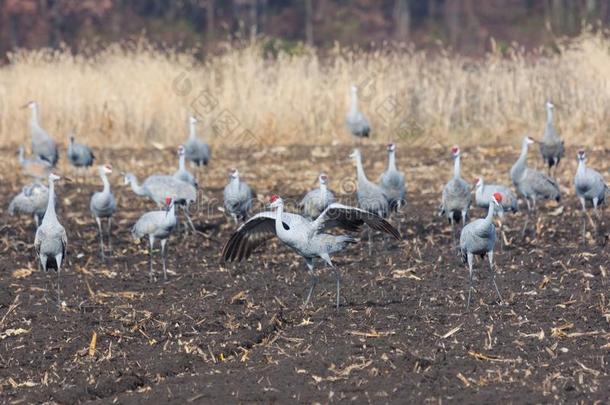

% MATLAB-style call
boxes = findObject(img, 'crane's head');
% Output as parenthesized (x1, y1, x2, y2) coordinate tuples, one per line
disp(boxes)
(451, 146, 460, 157)
(387, 143, 396, 152)
(349, 148, 360, 161)
(474, 177, 483, 188)
(102, 164, 112, 174)
(177, 145, 185, 156)
(350, 84, 358, 94)
(546, 100, 555, 111)
(492, 192, 503, 206)
(524, 136, 536, 146)
(268, 194, 283, 209)
(49, 172, 61, 182)
(123, 172, 134, 185)
(165, 196, 173, 206)
(229, 168, 239, 179)
(319, 173, 328, 185)
(577, 149, 586, 161)
(22, 100, 37, 109)
(189, 115, 198, 125)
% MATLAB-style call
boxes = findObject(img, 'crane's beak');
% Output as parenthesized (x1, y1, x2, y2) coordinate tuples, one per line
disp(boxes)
(63, 176, 75, 183)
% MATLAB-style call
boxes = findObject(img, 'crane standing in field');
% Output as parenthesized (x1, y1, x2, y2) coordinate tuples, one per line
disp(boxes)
(124, 172, 198, 233)
(573, 149, 608, 242)
(379, 143, 407, 212)
(511, 136, 561, 237)
(439, 146, 472, 245)
(223, 168, 253, 224)
(184, 115, 210, 167)
(460, 192, 504, 310)
(222, 195, 400, 309)
(350, 149, 390, 253)
(539, 101, 564, 176)
(34, 172, 68, 306)
(132, 197, 177, 282)
(9, 182, 52, 228)
(474, 176, 518, 247)
(90, 165, 117, 261)
(18, 146, 52, 180)
(24, 101, 59, 166)
(67, 134, 95, 173)
(298, 173, 336, 219)
(345, 85, 371, 142)
(173, 145, 198, 188)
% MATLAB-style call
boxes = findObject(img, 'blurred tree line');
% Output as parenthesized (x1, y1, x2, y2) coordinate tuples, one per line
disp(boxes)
(1, 0, 609, 55)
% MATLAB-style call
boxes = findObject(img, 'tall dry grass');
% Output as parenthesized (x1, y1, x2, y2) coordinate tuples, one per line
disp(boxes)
(1, 32, 609, 149)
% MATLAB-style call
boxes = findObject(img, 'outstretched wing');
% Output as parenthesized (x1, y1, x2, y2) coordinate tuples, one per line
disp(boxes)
(312, 203, 401, 240)
(221, 212, 289, 262)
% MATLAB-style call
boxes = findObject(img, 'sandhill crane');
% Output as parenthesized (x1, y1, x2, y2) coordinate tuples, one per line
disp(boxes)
(67, 134, 95, 171)
(123, 173, 198, 232)
(18, 146, 52, 180)
(222, 195, 400, 309)
(9, 182, 52, 228)
(439, 146, 472, 245)
(132, 197, 177, 282)
(460, 192, 504, 310)
(345, 85, 370, 142)
(173, 145, 197, 188)
(184, 115, 210, 167)
(298, 173, 336, 219)
(90, 165, 117, 261)
(23, 101, 58, 166)
(539, 101, 564, 176)
(574, 149, 608, 241)
(379, 143, 407, 211)
(223, 168, 253, 224)
(474, 177, 518, 248)
(511, 136, 561, 236)
(34, 172, 68, 306)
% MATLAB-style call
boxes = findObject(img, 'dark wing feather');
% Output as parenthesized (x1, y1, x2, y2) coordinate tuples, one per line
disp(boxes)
(314, 203, 401, 240)
(221, 212, 289, 262)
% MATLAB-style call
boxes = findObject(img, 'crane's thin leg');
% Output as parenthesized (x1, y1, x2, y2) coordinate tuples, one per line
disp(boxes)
(580, 197, 587, 243)
(521, 199, 531, 238)
(40, 256, 48, 301)
(55, 253, 63, 308)
(34, 214, 40, 229)
(367, 225, 372, 256)
(487, 251, 503, 304)
(107, 217, 113, 254)
(466, 252, 474, 311)
(148, 235, 155, 282)
(450, 218, 456, 247)
(303, 259, 318, 307)
(95, 216, 105, 261)
(160, 238, 168, 281)
(182, 206, 200, 234)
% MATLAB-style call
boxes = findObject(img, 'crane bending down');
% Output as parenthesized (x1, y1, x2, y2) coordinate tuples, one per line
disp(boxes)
(223, 168, 253, 224)
(9, 182, 52, 228)
(124, 173, 198, 233)
(345, 85, 370, 142)
(222, 195, 400, 309)
(67, 134, 95, 173)
(184, 115, 210, 167)
(174, 145, 198, 188)
(34, 172, 68, 306)
(298, 173, 336, 219)
(90, 165, 117, 261)
(460, 192, 504, 310)
(539, 101, 564, 176)
(132, 197, 177, 281)
(439, 146, 472, 245)
(24, 101, 59, 166)
(379, 143, 407, 212)
(574, 149, 608, 242)
(510, 136, 561, 237)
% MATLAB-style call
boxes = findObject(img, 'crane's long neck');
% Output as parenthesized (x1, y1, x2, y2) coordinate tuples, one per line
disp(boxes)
(165, 203, 176, 223)
(229, 176, 240, 191)
(512, 142, 529, 178)
(388, 150, 396, 171)
(350, 91, 358, 115)
(453, 155, 461, 179)
(129, 176, 147, 196)
(18, 149, 25, 165)
(30, 105, 40, 130)
(189, 121, 197, 140)
(355, 154, 368, 182)
(101, 172, 111, 194)
(274, 203, 287, 238)
(44, 178, 57, 222)
(179, 154, 186, 171)
(483, 202, 495, 225)
(576, 158, 586, 176)
(546, 106, 554, 126)
(320, 182, 327, 195)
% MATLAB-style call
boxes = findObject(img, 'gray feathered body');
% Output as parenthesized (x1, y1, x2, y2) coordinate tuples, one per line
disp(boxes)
(299, 187, 336, 219)
(511, 142, 561, 203)
(460, 217, 496, 262)
(68, 139, 95, 168)
(132, 209, 177, 241)
(441, 178, 471, 222)
(126, 174, 196, 207)
(9, 183, 51, 223)
(539, 122, 564, 169)
(379, 153, 406, 211)
(224, 177, 253, 222)
(185, 137, 210, 167)
(34, 179, 67, 272)
(574, 161, 607, 205)
(346, 112, 370, 138)
(353, 150, 389, 217)
(31, 125, 58, 166)
(90, 186, 116, 219)
(475, 181, 518, 215)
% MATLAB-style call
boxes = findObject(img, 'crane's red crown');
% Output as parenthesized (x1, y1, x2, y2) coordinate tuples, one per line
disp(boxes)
(451, 146, 459, 154)
(269, 194, 280, 203)
(493, 192, 503, 203)
(577, 149, 585, 155)
(165, 196, 172, 205)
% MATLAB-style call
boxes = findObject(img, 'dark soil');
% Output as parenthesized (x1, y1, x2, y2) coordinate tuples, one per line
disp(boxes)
(0, 144, 608, 404)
